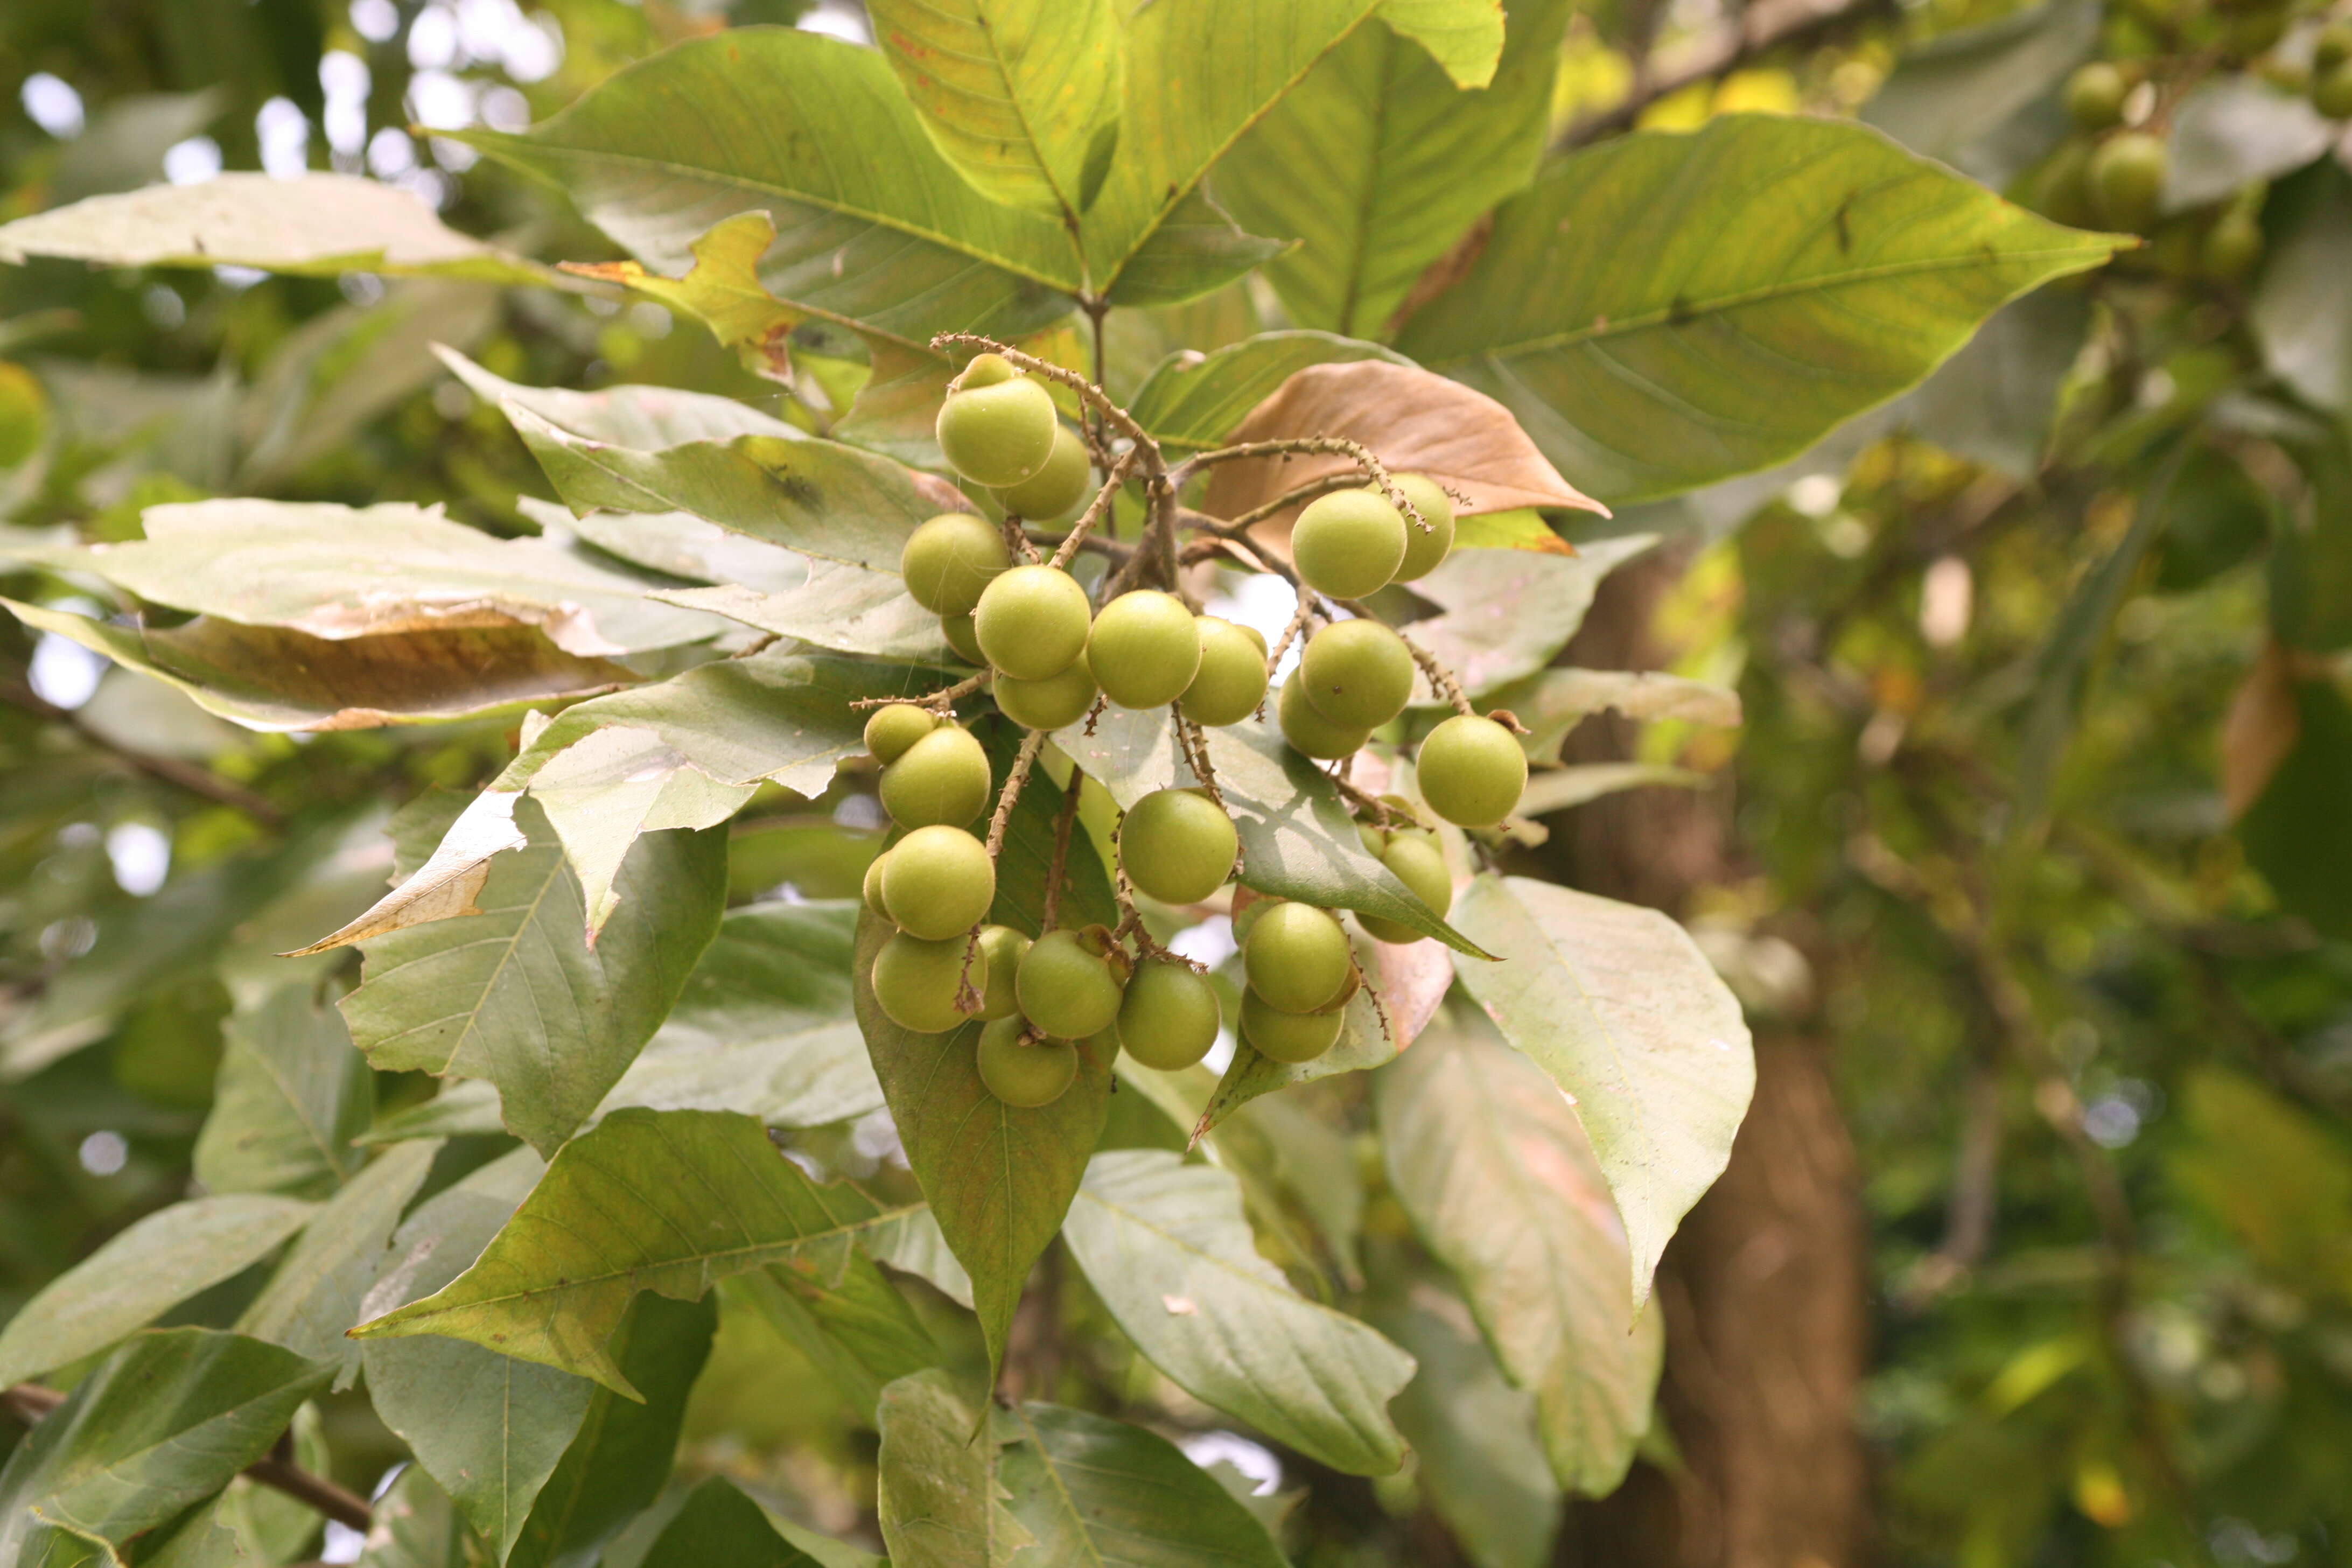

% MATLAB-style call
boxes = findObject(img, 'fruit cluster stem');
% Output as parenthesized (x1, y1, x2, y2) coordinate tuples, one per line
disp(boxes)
(985, 727, 1049, 859)
(1171, 438, 1429, 534)
(851, 669, 992, 715)
(1398, 628, 1478, 718)
(1170, 702, 1226, 811)
(1050, 447, 1138, 571)
(1040, 765, 1084, 932)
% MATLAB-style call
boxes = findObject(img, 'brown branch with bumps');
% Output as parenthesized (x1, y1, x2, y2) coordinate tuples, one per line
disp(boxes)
(851, 669, 991, 715)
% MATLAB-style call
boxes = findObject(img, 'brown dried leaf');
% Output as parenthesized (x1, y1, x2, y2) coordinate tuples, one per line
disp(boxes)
(1200, 361, 1608, 526)
(283, 791, 528, 956)
(2222, 638, 2302, 820)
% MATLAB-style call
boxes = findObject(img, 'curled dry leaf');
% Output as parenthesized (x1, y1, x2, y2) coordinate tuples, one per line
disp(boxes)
(283, 791, 528, 956)
(2221, 637, 2303, 820)
(1200, 360, 1608, 528)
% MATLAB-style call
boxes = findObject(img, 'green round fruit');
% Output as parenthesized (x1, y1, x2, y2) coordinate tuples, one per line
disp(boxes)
(873, 931, 975, 1033)
(1117, 961, 1221, 1071)
(1088, 590, 1202, 709)
(2315, 60, 2352, 118)
(1300, 618, 1416, 730)
(977, 1017, 1079, 1107)
(1183, 617, 1269, 726)
(1417, 715, 1527, 828)
(2319, 20, 2352, 73)
(1244, 901, 1352, 1014)
(991, 423, 1093, 522)
(2064, 62, 2127, 129)
(942, 611, 985, 664)
(936, 366, 1058, 487)
(864, 702, 939, 765)
(1291, 489, 1407, 601)
(1357, 835, 1453, 944)
(879, 724, 991, 828)
(975, 564, 1092, 680)
(994, 650, 1098, 730)
(1241, 991, 1343, 1064)
(901, 514, 1010, 617)
(1277, 674, 1371, 761)
(863, 849, 893, 922)
(2202, 212, 2263, 279)
(0, 362, 48, 469)
(2226, 8, 2287, 56)
(960, 352, 1016, 389)
(2089, 131, 2168, 230)
(1017, 928, 1124, 1040)
(2026, 137, 2097, 226)
(1119, 788, 1238, 905)
(974, 923, 1030, 1020)
(880, 824, 997, 940)
(1356, 821, 1386, 857)
(1387, 473, 1457, 583)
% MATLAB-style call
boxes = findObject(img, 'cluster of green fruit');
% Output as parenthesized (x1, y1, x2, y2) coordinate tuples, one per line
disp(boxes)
(2315, 21, 2352, 116)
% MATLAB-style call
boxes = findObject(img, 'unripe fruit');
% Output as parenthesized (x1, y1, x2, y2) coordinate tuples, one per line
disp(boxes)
(1017, 928, 1124, 1040)
(975, 564, 1091, 680)
(865, 702, 939, 765)
(1184, 617, 1269, 726)
(1244, 901, 1353, 1014)
(936, 358, 1058, 487)
(973, 923, 1030, 1020)
(994, 650, 1098, 730)
(991, 423, 1091, 522)
(863, 850, 893, 921)
(1356, 821, 1386, 858)
(2202, 212, 2263, 280)
(1416, 715, 1528, 828)
(1358, 835, 1453, 944)
(1387, 474, 1457, 583)
(2064, 62, 2127, 130)
(1088, 591, 1202, 709)
(942, 611, 985, 664)
(1300, 618, 1416, 730)
(2319, 20, 2352, 73)
(1119, 788, 1238, 905)
(2089, 132, 2168, 230)
(977, 1017, 1079, 1107)
(2226, 8, 2287, 57)
(900, 514, 1009, 617)
(879, 724, 991, 828)
(1241, 991, 1343, 1063)
(2026, 137, 2097, 227)
(873, 931, 975, 1033)
(1117, 961, 1222, 1071)
(1291, 489, 1407, 601)
(881, 824, 996, 940)
(1278, 674, 1371, 761)
(2316, 60, 2352, 118)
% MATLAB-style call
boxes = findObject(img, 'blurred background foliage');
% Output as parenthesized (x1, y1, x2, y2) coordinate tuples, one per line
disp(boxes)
(3, 0, 2350, 1563)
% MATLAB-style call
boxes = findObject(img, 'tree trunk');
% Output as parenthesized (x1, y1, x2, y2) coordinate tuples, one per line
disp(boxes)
(1544, 544, 1872, 1568)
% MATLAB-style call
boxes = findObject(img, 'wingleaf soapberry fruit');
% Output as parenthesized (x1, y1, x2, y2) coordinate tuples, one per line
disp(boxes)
(1088, 590, 1202, 709)
(1291, 489, 1406, 600)
(880, 824, 996, 940)
(1244, 901, 1353, 1014)
(1387, 473, 1457, 583)
(975, 564, 1091, 680)
(1117, 960, 1222, 1071)
(936, 354, 1058, 487)
(900, 514, 1009, 617)
(1357, 834, 1452, 943)
(993, 650, 1098, 731)
(879, 724, 991, 828)
(1183, 616, 1270, 726)
(1278, 674, 1371, 761)
(972, 923, 1030, 1020)
(1017, 928, 1124, 1040)
(1241, 990, 1343, 1063)
(864, 702, 939, 765)
(977, 1017, 1079, 1107)
(1118, 788, 1237, 906)
(991, 422, 1091, 521)
(1300, 618, 1415, 730)
(1417, 715, 1527, 828)
(873, 932, 974, 1033)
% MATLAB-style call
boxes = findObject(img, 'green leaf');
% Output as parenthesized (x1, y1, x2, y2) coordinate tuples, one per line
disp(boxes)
(1061, 1149, 1416, 1474)
(1445, 876, 1753, 1308)
(656, 570, 953, 664)
(1380, 0, 1508, 85)
(1377, 1015, 1662, 1494)
(436, 345, 802, 449)
(1401, 534, 1657, 699)
(0, 599, 634, 735)
(1511, 762, 1706, 820)
(0, 1329, 332, 1563)
(1371, 1283, 1560, 1568)
(1128, 330, 1411, 450)
(868, 0, 1125, 220)
(17, 499, 724, 658)
(642, 1478, 822, 1568)
(2171, 1069, 2352, 1294)
(0, 1196, 314, 1388)
(1858, 0, 2097, 186)
(461, 30, 1081, 346)
(351, 1109, 927, 1398)
(357, 1147, 596, 1562)
(1055, 705, 1486, 954)
(854, 729, 1116, 1381)
(1081, 0, 1381, 303)
(876, 1371, 1034, 1568)
(2251, 162, 2352, 415)
(1394, 115, 2129, 503)
(353, 1466, 476, 1568)
(507, 1293, 716, 1568)
(192, 982, 371, 1200)
(335, 797, 726, 1156)
(234, 1140, 442, 1380)
(735, 1256, 941, 1426)
(2164, 75, 2341, 213)
(0, 172, 551, 284)
(2238, 667, 2352, 942)
(997, 1401, 1292, 1567)
(1214, 0, 1566, 337)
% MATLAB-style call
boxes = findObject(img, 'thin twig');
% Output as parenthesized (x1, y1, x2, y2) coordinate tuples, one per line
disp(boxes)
(1398, 628, 1476, 718)
(1170, 702, 1226, 810)
(1557, 0, 1896, 148)
(1, 680, 284, 825)
(932, 333, 1162, 461)
(1171, 438, 1426, 534)
(1041, 766, 1084, 932)
(1051, 449, 1139, 570)
(4, 1383, 370, 1530)
(850, 670, 991, 715)
(1266, 585, 1321, 681)
(1000, 511, 1042, 565)
(1188, 472, 1371, 539)
(986, 728, 1049, 859)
